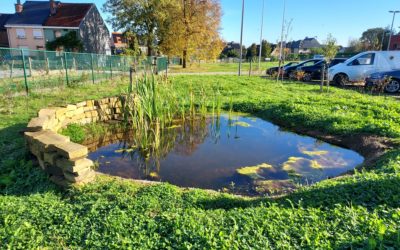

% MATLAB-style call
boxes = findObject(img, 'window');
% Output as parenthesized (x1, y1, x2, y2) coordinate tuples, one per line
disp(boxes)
(33, 29, 43, 39)
(350, 53, 375, 66)
(36, 46, 44, 50)
(16, 28, 26, 39)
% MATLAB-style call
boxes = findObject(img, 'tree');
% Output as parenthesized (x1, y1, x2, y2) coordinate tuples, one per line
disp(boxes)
(45, 31, 83, 52)
(261, 40, 272, 58)
(227, 50, 239, 58)
(346, 38, 364, 53)
(360, 27, 390, 51)
(121, 31, 141, 56)
(322, 34, 338, 91)
(103, 0, 176, 56)
(158, 0, 223, 68)
(246, 43, 257, 60)
(310, 47, 324, 55)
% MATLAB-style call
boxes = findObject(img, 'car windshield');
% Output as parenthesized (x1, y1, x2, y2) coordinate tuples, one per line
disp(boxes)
(285, 62, 297, 67)
(301, 60, 320, 67)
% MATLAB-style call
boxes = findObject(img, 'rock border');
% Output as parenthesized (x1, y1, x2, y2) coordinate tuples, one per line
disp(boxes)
(25, 96, 123, 187)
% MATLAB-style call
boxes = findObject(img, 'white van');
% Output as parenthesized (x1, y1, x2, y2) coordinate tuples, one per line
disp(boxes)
(328, 51, 400, 85)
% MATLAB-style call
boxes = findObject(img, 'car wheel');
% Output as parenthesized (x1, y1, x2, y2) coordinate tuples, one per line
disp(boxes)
(333, 74, 349, 86)
(302, 73, 312, 82)
(385, 79, 400, 93)
(289, 71, 296, 80)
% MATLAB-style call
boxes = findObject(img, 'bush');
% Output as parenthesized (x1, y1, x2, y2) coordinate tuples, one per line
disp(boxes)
(61, 124, 86, 143)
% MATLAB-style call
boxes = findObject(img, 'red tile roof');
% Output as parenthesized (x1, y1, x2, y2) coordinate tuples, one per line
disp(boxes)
(44, 3, 93, 27)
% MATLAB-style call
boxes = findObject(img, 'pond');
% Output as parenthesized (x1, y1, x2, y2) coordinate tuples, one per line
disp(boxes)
(86, 113, 364, 195)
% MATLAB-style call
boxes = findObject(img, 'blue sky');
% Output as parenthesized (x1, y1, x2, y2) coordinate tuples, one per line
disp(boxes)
(2, 0, 400, 46)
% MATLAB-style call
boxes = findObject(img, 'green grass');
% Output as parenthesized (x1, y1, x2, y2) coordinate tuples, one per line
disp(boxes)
(1, 75, 400, 248)
(169, 61, 279, 73)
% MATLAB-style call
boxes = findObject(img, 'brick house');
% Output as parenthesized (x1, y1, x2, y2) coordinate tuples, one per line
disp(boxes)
(389, 34, 400, 50)
(110, 32, 128, 55)
(3, 0, 110, 54)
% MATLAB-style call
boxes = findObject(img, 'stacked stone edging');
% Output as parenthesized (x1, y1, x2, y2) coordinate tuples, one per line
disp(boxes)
(25, 96, 123, 187)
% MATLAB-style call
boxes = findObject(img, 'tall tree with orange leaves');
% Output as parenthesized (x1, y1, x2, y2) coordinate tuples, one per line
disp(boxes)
(159, 0, 223, 68)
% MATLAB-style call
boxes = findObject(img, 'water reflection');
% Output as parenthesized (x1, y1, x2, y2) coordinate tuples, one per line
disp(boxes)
(86, 113, 364, 195)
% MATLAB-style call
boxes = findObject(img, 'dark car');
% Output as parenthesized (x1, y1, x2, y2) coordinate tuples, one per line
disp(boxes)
(266, 62, 298, 76)
(284, 59, 323, 78)
(365, 70, 400, 93)
(298, 58, 347, 81)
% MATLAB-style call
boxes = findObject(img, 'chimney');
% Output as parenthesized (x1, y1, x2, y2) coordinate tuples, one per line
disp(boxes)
(50, 0, 57, 15)
(15, 0, 23, 13)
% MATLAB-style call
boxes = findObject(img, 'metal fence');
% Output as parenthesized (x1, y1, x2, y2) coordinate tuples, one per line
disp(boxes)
(0, 47, 168, 95)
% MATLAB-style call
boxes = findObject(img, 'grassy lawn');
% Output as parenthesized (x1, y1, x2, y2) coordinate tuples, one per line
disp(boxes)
(1, 75, 400, 248)
(169, 61, 279, 73)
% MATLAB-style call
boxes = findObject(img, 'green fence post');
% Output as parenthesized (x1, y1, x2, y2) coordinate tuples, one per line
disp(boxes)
(90, 53, 95, 84)
(21, 49, 29, 95)
(64, 52, 69, 86)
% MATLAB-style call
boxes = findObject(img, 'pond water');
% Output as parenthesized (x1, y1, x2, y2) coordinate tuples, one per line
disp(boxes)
(86, 113, 364, 195)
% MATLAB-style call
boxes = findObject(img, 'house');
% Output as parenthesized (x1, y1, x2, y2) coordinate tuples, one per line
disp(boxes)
(110, 32, 128, 55)
(0, 14, 12, 47)
(286, 37, 321, 54)
(5, 1, 50, 51)
(222, 41, 243, 57)
(4, 0, 110, 54)
(44, 1, 110, 54)
(389, 34, 400, 50)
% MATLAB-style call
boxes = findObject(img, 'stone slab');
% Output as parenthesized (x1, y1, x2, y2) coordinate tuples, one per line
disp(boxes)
(38, 108, 56, 119)
(56, 158, 94, 173)
(27, 117, 48, 132)
(51, 142, 88, 160)
(64, 168, 95, 183)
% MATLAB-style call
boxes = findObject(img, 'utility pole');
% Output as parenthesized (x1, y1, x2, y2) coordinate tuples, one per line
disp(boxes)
(239, 0, 245, 76)
(258, 0, 265, 73)
(380, 29, 387, 51)
(388, 10, 400, 51)
(277, 0, 286, 82)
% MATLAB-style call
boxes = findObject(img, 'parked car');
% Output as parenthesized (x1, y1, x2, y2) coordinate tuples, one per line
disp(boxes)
(266, 62, 298, 76)
(285, 59, 324, 78)
(365, 70, 400, 93)
(329, 51, 400, 86)
(297, 58, 347, 81)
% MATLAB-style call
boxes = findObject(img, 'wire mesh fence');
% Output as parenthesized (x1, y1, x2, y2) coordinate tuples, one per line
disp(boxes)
(0, 47, 168, 95)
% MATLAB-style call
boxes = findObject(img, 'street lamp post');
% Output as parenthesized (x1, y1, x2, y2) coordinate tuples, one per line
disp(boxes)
(387, 10, 400, 51)
(238, 0, 245, 76)
(277, 0, 286, 82)
(258, 0, 265, 72)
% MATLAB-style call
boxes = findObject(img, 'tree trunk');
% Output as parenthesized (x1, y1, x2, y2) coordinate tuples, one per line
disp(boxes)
(147, 44, 152, 57)
(183, 50, 187, 68)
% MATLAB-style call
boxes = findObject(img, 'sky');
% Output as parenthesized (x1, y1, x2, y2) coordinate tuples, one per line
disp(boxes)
(1, 0, 400, 47)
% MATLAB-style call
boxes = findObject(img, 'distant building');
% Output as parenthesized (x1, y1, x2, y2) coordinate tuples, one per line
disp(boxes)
(110, 32, 128, 55)
(4, 0, 110, 54)
(0, 14, 12, 47)
(222, 41, 242, 57)
(389, 34, 400, 50)
(286, 37, 321, 54)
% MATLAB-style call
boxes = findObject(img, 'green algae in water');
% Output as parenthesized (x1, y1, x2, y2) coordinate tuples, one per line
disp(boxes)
(236, 163, 273, 179)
